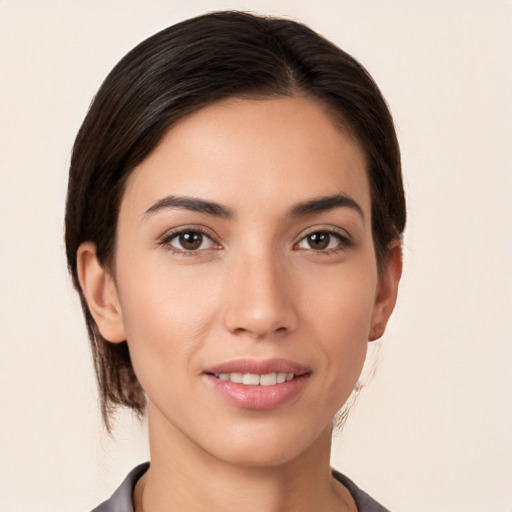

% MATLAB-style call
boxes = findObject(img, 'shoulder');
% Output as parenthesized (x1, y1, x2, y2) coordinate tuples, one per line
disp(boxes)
(332, 470, 391, 512)
(90, 463, 149, 512)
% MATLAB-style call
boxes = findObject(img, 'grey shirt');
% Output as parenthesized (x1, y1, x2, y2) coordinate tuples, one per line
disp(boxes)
(91, 462, 390, 512)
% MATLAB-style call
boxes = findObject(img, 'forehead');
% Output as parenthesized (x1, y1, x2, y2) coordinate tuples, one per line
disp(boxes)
(121, 96, 370, 221)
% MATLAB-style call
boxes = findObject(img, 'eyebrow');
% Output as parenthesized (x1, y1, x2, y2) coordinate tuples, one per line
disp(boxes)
(144, 195, 234, 219)
(289, 193, 364, 220)
(143, 193, 363, 221)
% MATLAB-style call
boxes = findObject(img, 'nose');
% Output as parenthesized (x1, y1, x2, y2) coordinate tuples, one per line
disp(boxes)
(222, 249, 298, 339)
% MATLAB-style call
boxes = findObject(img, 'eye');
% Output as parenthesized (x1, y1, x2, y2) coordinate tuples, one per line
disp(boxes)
(296, 230, 350, 252)
(162, 229, 218, 253)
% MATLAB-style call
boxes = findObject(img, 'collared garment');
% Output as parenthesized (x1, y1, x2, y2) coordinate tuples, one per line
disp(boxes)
(91, 463, 391, 512)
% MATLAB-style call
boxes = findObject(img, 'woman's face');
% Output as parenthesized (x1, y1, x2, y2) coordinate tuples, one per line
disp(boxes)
(99, 96, 398, 467)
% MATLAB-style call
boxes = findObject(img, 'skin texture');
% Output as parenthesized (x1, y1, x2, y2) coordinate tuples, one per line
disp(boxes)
(77, 96, 401, 511)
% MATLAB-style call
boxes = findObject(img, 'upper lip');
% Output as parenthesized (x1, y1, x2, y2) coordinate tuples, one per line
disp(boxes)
(203, 358, 311, 376)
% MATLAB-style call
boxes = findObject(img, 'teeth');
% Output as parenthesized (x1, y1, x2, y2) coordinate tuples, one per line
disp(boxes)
(230, 372, 243, 383)
(242, 373, 260, 385)
(214, 372, 295, 385)
(260, 373, 277, 386)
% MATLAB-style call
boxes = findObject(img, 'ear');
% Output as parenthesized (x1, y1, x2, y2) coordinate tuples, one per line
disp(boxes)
(369, 240, 403, 341)
(76, 242, 126, 343)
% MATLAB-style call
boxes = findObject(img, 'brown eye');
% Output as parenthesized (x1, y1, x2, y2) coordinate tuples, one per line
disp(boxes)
(167, 230, 215, 252)
(296, 230, 350, 252)
(306, 232, 330, 250)
(178, 232, 203, 250)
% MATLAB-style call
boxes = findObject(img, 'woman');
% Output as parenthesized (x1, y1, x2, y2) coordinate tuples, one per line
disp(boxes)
(65, 11, 405, 512)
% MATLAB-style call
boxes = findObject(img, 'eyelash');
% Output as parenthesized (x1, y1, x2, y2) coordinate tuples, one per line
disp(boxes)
(294, 229, 353, 254)
(158, 227, 220, 256)
(158, 227, 353, 255)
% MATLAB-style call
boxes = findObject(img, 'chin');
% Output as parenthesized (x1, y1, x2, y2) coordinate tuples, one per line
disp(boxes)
(203, 418, 332, 469)
(222, 442, 301, 468)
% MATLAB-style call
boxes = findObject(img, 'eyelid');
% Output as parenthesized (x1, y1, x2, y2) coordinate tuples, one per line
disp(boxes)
(295, 224, 352, 241)
(158, 225, 222, 253)
(294, 226, 353, 252)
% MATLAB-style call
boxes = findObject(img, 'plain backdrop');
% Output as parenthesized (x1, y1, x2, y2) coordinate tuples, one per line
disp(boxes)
(1, 1, 511, 511)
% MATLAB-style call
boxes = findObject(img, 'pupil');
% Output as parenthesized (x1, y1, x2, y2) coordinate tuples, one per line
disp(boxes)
(308, 232, 329, 250)
(180, 232, 202, 250)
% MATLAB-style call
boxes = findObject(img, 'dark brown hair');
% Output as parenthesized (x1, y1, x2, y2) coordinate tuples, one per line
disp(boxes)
(65, 10, 406, 430)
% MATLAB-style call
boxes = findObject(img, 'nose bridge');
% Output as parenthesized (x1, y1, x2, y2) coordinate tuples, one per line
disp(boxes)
(223, 241, 296, 338)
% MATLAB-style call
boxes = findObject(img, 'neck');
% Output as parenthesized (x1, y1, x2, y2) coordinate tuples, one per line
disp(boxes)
(135, 403, 355, 512)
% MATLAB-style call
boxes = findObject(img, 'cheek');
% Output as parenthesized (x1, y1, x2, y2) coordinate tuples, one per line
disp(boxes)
(114, 260, 221, 387)
(300, 258, 377, 398)
(303, 255, 377, 341)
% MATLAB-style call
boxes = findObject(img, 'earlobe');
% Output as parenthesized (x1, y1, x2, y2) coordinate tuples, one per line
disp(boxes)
(76, 242, 126, 343)
(369, 241, 403, 341)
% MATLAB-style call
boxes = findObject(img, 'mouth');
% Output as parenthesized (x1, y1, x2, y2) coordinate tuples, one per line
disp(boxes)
(212, 372, 296, 386)
(203, 358, 311, 409)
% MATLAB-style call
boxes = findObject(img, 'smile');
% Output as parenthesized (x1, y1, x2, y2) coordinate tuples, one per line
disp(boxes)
(214, 372, 295, 385)
(204, 359, 311, 409)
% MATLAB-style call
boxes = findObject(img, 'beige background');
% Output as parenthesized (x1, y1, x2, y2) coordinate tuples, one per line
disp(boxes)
(1, 1, 511, 510)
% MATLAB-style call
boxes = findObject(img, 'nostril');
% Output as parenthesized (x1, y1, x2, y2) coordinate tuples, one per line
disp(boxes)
(230, 324, 289, 339)
(222, 265, 298, 337)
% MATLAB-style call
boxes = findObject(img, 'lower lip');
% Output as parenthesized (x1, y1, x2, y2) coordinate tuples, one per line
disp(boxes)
(204, 374, 310, 410)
